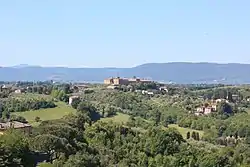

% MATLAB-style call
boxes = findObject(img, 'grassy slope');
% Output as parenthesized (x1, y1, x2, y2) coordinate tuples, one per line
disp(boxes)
(12, 102, 76, 126)
(10, 93, 53, 100)
(168, 124, 204, 139)
(247, 109, 250, 115)
(100, 113, 130, 124)
(101, 113, 204, 139)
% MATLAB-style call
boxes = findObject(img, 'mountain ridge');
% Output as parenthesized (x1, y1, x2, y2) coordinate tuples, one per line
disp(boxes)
(0, 62, 250, 84)
(6, 62, 250, 68)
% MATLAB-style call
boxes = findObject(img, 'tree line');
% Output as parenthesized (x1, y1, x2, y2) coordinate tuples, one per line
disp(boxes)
(0, 98, 56, 119)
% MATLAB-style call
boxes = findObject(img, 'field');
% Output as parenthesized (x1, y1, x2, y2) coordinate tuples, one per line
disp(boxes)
(100, 113, 204, 139)
(168, 124, 204, 139)
(11, 95, 204, 137)
(248, 109, 250, 115)
(12, 102, 76, 126)
(10, 93, 53, 100)
(100, 113, 130, 124)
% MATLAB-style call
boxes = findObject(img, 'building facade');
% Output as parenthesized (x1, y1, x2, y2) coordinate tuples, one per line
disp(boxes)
(104, 77, 151, 85)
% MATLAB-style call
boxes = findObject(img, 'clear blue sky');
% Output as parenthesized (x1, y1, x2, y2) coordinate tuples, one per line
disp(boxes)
(1, 0, 250, 67)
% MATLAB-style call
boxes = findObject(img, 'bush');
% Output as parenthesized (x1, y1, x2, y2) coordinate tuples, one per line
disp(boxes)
(192, 131, 197, 140)
(35, 116, 41, 122)
(71, 98, 81, 109)
(10, 115, 28, 123)
(186, 132, 191, 139)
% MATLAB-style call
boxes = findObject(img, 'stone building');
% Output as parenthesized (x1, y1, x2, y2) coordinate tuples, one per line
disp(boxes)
(104, 77, 151, 85)
(0, 121, 32, 134)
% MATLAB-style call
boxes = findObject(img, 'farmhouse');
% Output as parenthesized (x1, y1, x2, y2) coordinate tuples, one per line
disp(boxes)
(232, 94, 240, 101)
(14, 89, 25, 94)
(215, 99, 229, 103)
(0, 121, 32, 134)
(75, 84, 89, 92)
(195, 104, 217, 116)
(159, 87, 168, 92)
(69, 96, 80, 105)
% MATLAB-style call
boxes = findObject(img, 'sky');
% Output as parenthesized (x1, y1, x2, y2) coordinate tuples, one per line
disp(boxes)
(0, 0, 250, 68)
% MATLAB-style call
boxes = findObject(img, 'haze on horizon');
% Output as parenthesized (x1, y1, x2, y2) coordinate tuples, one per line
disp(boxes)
(1, 0, 250, 68)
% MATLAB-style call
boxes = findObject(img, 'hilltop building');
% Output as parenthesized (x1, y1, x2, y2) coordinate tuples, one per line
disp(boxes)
(104, 77, 151, 85)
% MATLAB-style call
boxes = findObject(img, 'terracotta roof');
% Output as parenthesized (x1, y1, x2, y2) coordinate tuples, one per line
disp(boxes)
(0, 121, 31, 130)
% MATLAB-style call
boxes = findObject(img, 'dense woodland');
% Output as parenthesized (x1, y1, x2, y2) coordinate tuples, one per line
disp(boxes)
(0, 82, 250, 166)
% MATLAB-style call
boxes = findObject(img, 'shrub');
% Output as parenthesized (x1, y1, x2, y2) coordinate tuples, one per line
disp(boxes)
(35, 116, 41, 122)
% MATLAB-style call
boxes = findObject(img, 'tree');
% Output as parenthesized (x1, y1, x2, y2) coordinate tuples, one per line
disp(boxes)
(32, 86, 38, 93)
(30, 134, 66, 163)
(0, 131, 35, 167)
(57, 90, 66, 101)
(27, 87, 33, 93)
(75, 113, 90, 131)
(63, 84, 71, 94)
(35, 116, 41, 122)
(71, 98, 81, 109)
(0, 103, 3, 118)
(51, 89, 59, 99)
(186, 132, 191, 139)
(191, 131, 196, 140)
(227, 91, 233, 102)
(2, 110, 10, 119)
(234, 143, 250, 165)
(137, 152, 148, 167)
(77, 101, 100, 121)
(63, 152, 100, 167)
(37, 86, 43, 94)
(10, 115, 27, 123)
(196, 132, 200, 141)
(203, 127, 218, 143)
(218, 102, 233, 115)
(146, 128, 184, 156)
(153, 110, 161, 126)
(72, 86, 79, 93)
(77, 101, 94, 114)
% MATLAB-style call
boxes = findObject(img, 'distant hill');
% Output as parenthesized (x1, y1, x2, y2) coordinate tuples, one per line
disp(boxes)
(0, 62, 250, 84)
(11, 64, 41, 68)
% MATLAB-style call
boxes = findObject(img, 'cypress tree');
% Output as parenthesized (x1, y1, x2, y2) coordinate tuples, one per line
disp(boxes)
(186, 131, 191, 139)
(191, 131, 196, 140)
(196, 132, 200, 141)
